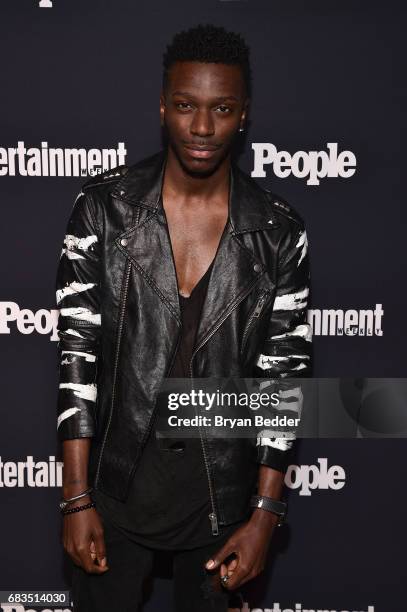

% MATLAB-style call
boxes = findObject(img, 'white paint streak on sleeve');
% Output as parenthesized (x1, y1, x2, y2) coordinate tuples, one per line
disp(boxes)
(269, 323, 312, 342)
(295, 230, 308, 267)
(60, 234, 98, 260)
(256, 354, 310, 370)
(62, 328, 86, 339)
(57, 407, 81, 429)
(273, 287, 309, 311)
(256, 434, 294, 451)
(59, 382, 97, 402)
(274, 386, 303, 414)
(290, 362, 308, 372)
(56, 281, 97, 305)
(60, 248, 85, 260)
(64, 234, 98, 251)
(74, 191, 85, 205)
(279, 363, 308, 377)
(61, 350, 96, 363)
(59, 307, 101, 325)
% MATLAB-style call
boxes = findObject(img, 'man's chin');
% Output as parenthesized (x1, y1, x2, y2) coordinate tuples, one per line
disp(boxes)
(177, 153, 225, 178)
(185, 162, 219, 178)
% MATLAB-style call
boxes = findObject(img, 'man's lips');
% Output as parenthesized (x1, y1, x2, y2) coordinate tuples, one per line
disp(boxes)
(183, 144, 220, 159)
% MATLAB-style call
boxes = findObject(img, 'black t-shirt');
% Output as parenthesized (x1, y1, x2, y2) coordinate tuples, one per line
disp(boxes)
(93, 257, 245, 550)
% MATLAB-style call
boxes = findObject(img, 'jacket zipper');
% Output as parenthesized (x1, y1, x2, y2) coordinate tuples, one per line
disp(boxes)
(241, 290, 270, 355)
(94, 259, 132, 487)
(189, 353, 219, 536)
(189, 277, 261, 536)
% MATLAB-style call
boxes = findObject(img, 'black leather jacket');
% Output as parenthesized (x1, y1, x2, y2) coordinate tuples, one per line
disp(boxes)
(55, 150, 312, 532)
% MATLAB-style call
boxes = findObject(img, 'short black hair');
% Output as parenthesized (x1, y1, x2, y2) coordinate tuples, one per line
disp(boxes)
(162, 24, 251, 97)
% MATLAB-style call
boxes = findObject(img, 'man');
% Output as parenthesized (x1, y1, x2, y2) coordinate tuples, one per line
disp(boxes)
(55, 24, 312, 612)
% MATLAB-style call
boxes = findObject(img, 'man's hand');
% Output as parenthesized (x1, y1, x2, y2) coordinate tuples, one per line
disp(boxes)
(62, 499, 109, 575)
(61, 440, 107, 574)
(204, 512, 278, 590)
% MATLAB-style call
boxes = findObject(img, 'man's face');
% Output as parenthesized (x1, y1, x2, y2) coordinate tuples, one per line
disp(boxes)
(160, 61, 248, 176)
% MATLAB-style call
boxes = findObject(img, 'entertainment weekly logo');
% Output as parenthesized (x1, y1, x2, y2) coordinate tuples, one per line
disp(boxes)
(0, 142, 127, 177)
(0, 457, 63, 488)
(0, 456, 343, 496)
(0, 303, 384, 342)
(251, 142, 357, 185)
(309, 304, 384, 337)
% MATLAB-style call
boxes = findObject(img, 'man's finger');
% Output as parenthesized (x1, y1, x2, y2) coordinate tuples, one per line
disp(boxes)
(223, 563, 252, 590)
(81, 553, 109, 574)
(220, 556, 238, 579)
(205, 543, 235, 570)
(77, 545, 108, 575)
(93, 531, 108, 568)
(227, 558, 238, 575)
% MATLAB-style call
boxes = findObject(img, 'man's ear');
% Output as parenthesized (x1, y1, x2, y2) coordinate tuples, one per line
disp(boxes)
(159, 91, 166, 127)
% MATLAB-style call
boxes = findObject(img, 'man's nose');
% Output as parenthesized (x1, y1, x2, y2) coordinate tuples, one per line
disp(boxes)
(190, 110, 215, 137)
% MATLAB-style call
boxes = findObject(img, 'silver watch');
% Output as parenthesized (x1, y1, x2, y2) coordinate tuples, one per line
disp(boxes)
(250, 494, 287, 526)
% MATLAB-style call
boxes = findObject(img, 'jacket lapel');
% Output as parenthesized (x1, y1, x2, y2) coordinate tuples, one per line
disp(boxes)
(112, 152, 181, 323)
(192, 165, 281, 350)
(193, 221, 261, 350)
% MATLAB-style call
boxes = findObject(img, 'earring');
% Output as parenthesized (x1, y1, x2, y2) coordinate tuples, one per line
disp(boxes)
(239, 127, 244, 133)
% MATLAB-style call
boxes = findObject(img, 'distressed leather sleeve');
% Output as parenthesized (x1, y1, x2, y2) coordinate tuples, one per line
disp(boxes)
(253, 221, 312, 472)
(55, 190, 102, 440)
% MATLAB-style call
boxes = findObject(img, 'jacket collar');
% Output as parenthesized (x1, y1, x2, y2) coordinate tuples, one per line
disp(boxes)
(112, 150, 279, 342)
(110, 149, 281, 232)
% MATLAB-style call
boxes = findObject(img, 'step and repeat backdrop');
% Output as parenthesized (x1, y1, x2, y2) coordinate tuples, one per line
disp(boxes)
(0, 1, 406, 611)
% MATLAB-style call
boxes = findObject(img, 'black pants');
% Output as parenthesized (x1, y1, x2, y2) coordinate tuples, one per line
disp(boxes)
(71, 514, 243, 612)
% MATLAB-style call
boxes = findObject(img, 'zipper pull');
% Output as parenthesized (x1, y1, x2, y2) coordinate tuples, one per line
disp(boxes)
(253, 292, 269, 317)
(209, 512, 219, 535)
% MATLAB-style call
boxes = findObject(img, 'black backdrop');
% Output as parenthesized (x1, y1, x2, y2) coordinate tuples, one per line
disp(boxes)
(0, 2, 406, 611)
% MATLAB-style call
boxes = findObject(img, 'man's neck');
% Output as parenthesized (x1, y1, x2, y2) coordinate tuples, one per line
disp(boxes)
(162, 146, 230, 207)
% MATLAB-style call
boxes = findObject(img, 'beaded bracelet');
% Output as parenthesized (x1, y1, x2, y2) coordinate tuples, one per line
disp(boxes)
(61, 501, 96, 516)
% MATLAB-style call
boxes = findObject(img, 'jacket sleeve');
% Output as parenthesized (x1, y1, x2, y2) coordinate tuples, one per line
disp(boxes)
(55, 189, 102, 441)
(253, 220, 312, 472)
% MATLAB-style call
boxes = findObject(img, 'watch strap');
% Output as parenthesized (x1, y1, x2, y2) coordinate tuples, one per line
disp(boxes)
(250, 495, 287, 525)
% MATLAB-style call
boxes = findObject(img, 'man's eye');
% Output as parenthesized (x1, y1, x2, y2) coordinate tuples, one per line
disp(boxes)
(216, 106, 232, 113)
(176, 102, 192, 110)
